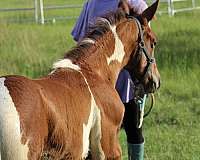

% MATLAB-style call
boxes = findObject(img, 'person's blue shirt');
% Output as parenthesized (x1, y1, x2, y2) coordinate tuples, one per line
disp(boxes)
(71, 0, 136, 103)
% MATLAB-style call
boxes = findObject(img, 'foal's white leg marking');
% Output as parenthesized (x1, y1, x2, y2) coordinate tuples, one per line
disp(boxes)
(0, 77, 29, 160)
(80, 73, 105, 159)
(107, 24, 126, 65)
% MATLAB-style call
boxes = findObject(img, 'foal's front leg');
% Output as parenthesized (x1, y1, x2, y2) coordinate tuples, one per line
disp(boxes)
(89, 111, 105, 160)
(89, 116, 122, 160)
(101, 123, 122, 160)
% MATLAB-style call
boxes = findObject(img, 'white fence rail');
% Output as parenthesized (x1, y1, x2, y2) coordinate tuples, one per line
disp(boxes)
(0, 0, 84, 23)
(157, 0, 200, 15)
(0, 0, 200, 24)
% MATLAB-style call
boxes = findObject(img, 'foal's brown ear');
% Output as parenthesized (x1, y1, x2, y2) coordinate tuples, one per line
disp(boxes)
(118, 0, 131, 15)
(142, 0, 159, 22)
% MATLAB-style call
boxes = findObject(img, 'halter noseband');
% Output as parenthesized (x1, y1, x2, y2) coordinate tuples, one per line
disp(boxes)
(128, 16, 155, 82)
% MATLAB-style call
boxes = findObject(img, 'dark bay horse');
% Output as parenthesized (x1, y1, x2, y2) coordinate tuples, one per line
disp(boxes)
(0, 1, 160, 159)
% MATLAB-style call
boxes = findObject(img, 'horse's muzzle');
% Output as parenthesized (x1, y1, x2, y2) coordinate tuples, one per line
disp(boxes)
(145, 77, 160, 93)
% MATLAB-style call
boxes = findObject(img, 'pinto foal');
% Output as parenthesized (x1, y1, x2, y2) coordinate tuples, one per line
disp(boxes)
(0, 1, 160, 159)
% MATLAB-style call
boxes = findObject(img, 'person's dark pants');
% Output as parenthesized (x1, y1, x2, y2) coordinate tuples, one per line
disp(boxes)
(123, 99, 144, 160)
(123, 98, 144, 144)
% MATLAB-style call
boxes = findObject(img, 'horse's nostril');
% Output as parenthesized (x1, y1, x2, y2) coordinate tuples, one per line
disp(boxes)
(152, 81, 156, 89)
(158, 80, 161, 89)
(152, 78, 160, 90)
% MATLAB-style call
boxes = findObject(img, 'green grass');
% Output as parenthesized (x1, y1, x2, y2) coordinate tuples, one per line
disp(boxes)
(143, 68, 200, 160)
(0, 0, 85, 23)
(0, 21, 75, 77)
(0, 1, 200, 159)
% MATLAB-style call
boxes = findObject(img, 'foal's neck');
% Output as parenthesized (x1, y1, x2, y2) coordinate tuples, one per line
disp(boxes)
(79, 21, 138, 86)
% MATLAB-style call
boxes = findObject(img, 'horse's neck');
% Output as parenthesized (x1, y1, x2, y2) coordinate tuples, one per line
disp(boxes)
(78, 36, 125, 86)
(80, 42, 122, 86)
(81, 21, 138, 86)
(52, 20, 138, 87)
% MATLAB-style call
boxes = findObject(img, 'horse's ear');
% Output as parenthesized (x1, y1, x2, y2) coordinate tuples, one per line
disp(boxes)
(141, 0, 159, 22)
(118, 0, 131, 15)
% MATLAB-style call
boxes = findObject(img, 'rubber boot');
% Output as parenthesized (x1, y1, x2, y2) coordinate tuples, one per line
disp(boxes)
(128, 143, 144, 160)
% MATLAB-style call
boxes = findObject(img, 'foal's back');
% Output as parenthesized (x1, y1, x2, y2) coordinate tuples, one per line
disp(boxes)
(0, 69, 99, 159)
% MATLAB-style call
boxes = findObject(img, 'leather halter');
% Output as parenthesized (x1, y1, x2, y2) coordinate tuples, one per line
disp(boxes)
(127, 16, 156, 120)
(128, 16, 156, 82)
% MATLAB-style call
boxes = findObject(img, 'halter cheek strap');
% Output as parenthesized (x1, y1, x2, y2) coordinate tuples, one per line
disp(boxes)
(138, 41, 155, 82)
(129, 16, 155, 82)
(127, 16, 156, 121)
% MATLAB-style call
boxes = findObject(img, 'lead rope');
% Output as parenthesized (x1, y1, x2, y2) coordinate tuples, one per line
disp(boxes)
(135, 93, 155, 118)
(134, 93, 155, 128)
(134, 94, 146, 128)
(143, 93, 155, 118)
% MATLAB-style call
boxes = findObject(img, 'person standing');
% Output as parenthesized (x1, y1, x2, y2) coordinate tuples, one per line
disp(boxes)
(71, 0, 148, 159)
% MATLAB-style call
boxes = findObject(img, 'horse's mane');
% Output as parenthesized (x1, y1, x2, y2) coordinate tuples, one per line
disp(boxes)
(63, 8, 128, 62)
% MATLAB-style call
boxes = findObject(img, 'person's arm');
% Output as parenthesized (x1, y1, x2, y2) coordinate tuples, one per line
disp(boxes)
(127, 0, 148, 14)
(71, 1, 90, 42)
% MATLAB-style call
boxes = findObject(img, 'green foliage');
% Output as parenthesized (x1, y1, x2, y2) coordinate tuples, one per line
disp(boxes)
(0, 1, 200, 159)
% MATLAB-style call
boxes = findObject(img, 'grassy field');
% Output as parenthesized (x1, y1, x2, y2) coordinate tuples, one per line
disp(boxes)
(1, 1, 200, 159)
(0, 0, 85, 23)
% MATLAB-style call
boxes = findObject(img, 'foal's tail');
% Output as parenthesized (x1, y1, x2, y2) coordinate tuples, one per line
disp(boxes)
(0, 77, 28, 160)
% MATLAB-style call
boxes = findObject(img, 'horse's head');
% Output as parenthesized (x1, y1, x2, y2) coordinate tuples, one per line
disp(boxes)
(119, 0, 160, 93)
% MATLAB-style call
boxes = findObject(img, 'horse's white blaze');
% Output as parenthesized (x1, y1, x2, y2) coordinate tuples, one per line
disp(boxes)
(52, 59, 80, 71)
(80, 73, 104, 159)
(107, 25, 126, 65)
(0, 77, 29, 160)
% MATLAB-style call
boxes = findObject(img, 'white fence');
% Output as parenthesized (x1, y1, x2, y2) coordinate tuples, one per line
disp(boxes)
(157, 0, 200, 15)
(0, 0, 85, 23)
(0, 0, 200, 24)
(35, 0, 85, 24)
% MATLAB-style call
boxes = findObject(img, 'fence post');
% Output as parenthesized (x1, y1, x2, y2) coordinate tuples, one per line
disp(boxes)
(192, 0, 196, 8)
(171, 0, 175, 16)
(34, 0, 38, 23)
(168, 0, 174, 16)
(39, 0, 44, 24)
(168, 0, 172, 15)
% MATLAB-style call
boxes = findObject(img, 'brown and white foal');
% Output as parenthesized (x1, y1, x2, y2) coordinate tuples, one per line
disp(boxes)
(0, 1, 160, 159)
